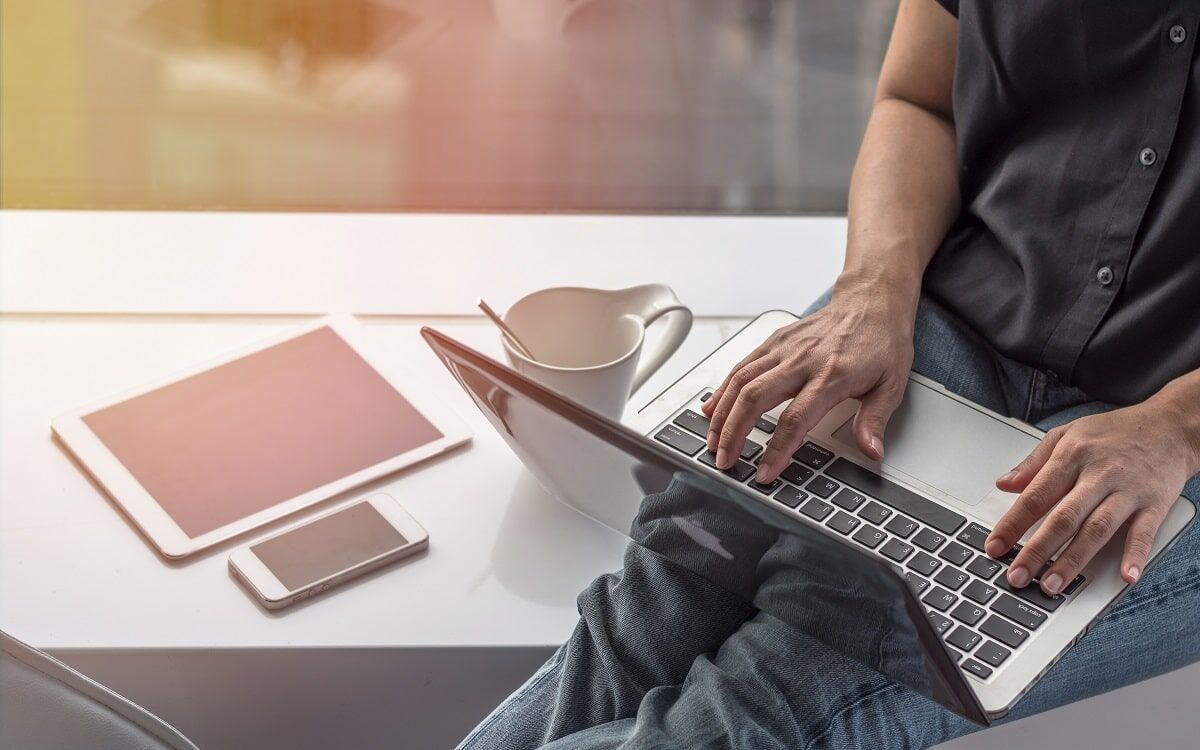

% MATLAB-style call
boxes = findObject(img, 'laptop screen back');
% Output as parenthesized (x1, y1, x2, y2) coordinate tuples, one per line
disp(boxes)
(422, 327, 987, 724)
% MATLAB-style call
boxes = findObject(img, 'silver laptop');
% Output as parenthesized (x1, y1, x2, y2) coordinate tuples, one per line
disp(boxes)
(424, 311, 1195, 724)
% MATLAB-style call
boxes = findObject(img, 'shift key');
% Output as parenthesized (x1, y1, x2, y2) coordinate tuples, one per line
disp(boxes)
(655, 424, 705, 456)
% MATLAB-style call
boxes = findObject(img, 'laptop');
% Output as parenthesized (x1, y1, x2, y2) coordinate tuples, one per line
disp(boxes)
(423, 310, 1195, 724)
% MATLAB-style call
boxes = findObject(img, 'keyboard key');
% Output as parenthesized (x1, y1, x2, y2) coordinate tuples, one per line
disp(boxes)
(906, 551, 942, 576)
(774, 485, 809, 508)
(905, 572, 931, 595)
(957, 522, 992, 552)
(951, 602, 987, 627)
(992, 594, 1049, 630)
(700, 391, 713, 402)
(961, 659, 993, 679)
(947, 626, 982, 652)
(934, 566, 969, 591)
(852, 524, 887, 549)
(995, 577, 1065, 612)
(740, 439, 763, 461)
(912, 528, 947, 552)
(832, 488, 866, 511)
(966, 556, 1002, 581)
(997, 543, 1023, 565)
(747, 477, 782, 495)
(672, 409, 711, 437)
(1062, 574, 1086, 595)
(823, 458, 967, 534)
(780, 462, 815, 485)
(938, 542, 974, 566)
(980, 615, 1029, 648)
(655, 425, 705, 456)
(928, 611, 954, 635)
(698, 451, 756, 482)
(798, 497, 833, 520)
(806, 476, 840, 499)
(880, 538, 915, 562)
(884, 515, 918, 538)
(947, 648, 963, 663)
(975, 641, 1011, 667)
(754, 417, 776, 434)
(922, 586, 958, 612)
(827, 511, 860, 535)
(793, 442, 834, 469)
(858, 501, 892, 525)
(963, 579, 998, 605)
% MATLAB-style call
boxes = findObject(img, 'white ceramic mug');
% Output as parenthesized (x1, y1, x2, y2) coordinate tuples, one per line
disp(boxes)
(502, 284, 693, 420)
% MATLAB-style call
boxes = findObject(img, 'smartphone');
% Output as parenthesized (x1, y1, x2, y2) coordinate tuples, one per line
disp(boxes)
(229, 493, 428, 609)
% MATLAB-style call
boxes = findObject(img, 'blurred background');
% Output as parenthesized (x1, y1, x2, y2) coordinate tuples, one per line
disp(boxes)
(1, 0, 897, 214)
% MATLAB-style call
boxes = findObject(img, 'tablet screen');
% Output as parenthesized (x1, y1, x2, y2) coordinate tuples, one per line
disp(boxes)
(82, 326, 443, 538)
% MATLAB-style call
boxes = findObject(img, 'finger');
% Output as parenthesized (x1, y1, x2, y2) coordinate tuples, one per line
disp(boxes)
(986, 451, 1079, 558)
(705, 356, 777, 452)
(703, 345, 769, 417)
(715, 367, 792, 469)
(852, 376, 906, 461)
(755, 385, 842, 482)
(995, 427, 1066, 493)
(1118, 506, 1165, 585)
(1006, 479, 1108, 589)
(1038, 494, 1138, 595)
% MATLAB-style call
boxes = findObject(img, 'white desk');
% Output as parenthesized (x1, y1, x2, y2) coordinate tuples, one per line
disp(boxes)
(0, 210, 844, 747)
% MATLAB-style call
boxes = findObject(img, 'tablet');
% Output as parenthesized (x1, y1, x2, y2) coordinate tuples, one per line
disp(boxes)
(51, 316, 471, 559)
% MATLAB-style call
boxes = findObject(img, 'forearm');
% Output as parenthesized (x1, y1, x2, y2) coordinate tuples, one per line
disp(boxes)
(839, 97, 960, 321)
(1148, 368, 1200, 475)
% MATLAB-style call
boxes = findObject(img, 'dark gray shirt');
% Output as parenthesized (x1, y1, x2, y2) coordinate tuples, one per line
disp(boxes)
(925, 0, 1200, 405)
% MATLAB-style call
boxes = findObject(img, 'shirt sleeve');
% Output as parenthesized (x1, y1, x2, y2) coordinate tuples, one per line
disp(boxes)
(934, 0, 959, 17)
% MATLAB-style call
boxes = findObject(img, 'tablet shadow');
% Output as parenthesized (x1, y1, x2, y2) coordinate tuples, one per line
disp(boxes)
(489, 472, 628, 605)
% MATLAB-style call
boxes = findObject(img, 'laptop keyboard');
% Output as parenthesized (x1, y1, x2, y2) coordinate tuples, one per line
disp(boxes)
(654, 394, 1087, 683)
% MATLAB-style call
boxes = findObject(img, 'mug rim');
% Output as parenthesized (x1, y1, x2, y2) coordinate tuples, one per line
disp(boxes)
(500, 317, 645, 373)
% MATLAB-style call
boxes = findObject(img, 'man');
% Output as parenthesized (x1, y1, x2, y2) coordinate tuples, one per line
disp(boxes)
(460, 1, 1200, 746)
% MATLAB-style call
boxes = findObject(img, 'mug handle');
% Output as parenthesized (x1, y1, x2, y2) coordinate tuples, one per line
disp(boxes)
(624, 284, 694, 394)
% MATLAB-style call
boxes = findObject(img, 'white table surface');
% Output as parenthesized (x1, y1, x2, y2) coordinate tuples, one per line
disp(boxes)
(0, 210, 845, 651)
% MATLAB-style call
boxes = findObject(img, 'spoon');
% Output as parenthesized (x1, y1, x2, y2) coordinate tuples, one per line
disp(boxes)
(477, 298, 538, 361)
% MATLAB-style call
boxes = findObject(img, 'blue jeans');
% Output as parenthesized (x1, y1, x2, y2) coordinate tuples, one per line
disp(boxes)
(459, 295, 1200, 750)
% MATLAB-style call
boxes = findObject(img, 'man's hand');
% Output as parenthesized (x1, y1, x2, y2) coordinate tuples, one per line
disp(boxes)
(701, 278, 916, 484)
(986, 386, 1200, 595)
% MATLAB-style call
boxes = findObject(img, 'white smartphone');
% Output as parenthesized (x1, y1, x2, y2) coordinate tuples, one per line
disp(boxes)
(229, 493, 428, 610)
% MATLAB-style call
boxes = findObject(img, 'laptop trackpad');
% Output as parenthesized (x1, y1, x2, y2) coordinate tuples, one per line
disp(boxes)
(831, 381, 1040, 507)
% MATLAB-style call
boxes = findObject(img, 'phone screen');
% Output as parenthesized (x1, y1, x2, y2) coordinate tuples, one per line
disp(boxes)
(251, 501, 407, 590)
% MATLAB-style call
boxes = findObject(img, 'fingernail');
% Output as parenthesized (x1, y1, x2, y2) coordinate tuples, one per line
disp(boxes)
(716, 448, 729, 468)
(998, 469, 1018, 483)
(1009, 566, 1030, 587)
(985, 538, 1005, 557)
(1042, 572, 1063, 595)
(869, 436, 884, 460)
(1127, 566, 1141, 582)
(755, 467, 770, 483)
(706, 431, 717, 450)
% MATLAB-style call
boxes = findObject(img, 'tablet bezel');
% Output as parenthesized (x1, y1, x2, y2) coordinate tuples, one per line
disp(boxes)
(51, 315, 471, 560)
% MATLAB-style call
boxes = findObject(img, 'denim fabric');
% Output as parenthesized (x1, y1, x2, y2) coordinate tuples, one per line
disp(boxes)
(458, 294, 1200, 750)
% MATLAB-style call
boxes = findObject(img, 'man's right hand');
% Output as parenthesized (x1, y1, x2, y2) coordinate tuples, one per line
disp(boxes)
(701, 278, 917, 483)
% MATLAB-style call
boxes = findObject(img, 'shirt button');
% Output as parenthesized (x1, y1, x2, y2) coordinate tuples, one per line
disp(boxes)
(1139, 147, 1158, 166)
(1169, 25, 1187, 44)
(1096, 266, 1114, 286)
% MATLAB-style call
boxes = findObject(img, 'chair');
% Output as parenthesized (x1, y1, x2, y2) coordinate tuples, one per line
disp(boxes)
(0, 630, 199, 750)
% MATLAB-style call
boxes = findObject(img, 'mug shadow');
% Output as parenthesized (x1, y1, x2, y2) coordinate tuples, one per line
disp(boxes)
(489, 471, 628, 605)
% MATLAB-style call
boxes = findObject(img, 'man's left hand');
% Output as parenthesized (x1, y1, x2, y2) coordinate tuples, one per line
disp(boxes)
(985, 392, 1200, 596)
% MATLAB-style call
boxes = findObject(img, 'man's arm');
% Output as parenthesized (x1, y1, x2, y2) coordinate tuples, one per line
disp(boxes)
(841, 0, 960, 319)
(989, 370, 1200, 594)
(704, 0, 960, 477)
